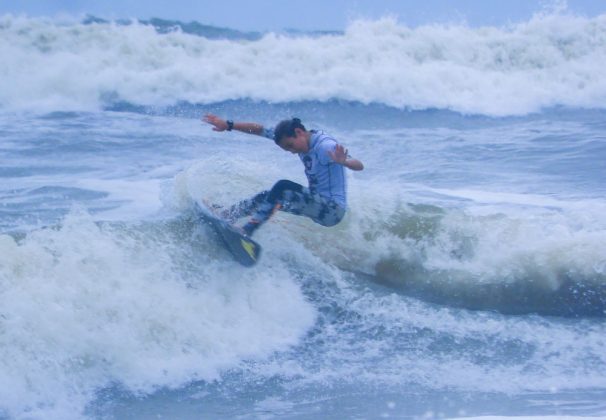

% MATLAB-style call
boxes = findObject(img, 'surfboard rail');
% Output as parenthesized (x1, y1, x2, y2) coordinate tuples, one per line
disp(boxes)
(193, 201, 262, 267)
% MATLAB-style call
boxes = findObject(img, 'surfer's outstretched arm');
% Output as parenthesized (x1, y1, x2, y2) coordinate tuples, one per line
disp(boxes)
(203, 114, 264, 136)
(328, 144, 364, 171)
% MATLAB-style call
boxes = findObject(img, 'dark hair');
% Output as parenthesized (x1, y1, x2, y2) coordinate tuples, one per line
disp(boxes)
(274, 118, 306, 144)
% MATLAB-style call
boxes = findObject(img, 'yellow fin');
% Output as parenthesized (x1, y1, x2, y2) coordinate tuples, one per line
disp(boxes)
(240, 238, 257, 261)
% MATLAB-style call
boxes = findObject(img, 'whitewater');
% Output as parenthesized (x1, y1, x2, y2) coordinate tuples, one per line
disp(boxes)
(1, 11, 606, 420)
(1, 12, 606, 115)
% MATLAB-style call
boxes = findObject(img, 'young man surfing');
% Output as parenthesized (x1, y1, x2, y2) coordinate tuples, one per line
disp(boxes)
(202, 114, 364, 237)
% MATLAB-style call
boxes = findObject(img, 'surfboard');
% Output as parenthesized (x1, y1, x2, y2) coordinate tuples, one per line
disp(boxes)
(193, 201, 262, 267)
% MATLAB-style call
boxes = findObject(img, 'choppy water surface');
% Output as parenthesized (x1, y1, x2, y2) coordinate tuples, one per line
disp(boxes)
(1, 12, 606, 419)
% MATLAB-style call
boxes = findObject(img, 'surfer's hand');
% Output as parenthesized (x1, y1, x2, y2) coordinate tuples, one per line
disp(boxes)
(203, 114, 228, 131)
(329, 144, 365, 171)
(328, 144, 348, 165)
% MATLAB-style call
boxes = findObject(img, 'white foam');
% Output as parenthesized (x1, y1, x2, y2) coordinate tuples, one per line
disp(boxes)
(77, 177, 164, 220)
(297, 180, 606, 305)
(1, 12, 605, 115)
(0, 210, 315, 418)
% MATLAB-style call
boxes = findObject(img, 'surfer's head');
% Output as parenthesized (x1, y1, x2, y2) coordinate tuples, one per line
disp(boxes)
(274, 118, 310, 154)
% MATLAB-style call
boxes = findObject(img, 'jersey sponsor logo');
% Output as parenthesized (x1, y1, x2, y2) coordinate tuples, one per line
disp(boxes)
(303, 155, 313, 171)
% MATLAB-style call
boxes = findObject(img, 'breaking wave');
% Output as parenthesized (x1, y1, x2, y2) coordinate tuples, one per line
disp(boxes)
(1, 11, 605, 115)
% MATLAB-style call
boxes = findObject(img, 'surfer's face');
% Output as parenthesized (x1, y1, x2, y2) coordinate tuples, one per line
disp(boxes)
(277, 128, 309, 154)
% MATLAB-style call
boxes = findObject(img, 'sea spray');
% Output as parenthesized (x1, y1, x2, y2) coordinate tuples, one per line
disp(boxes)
(0, 210, 315, 417)
(1, 13, 605, 114)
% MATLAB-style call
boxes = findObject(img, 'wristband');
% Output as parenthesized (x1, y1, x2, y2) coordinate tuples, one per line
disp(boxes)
(226, 120, 234, 131)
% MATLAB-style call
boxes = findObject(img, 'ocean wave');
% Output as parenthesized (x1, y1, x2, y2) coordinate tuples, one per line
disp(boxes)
(1, 12, 605, 115)
(330, 199, 606, 317)
(82, 15, 264, 40)
(0, 211, 315, 417)
(2, 178, 605, 417)
(174, 161, 606, 317)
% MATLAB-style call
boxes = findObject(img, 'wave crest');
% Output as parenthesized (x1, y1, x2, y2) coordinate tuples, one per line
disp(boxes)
(1, 13, 605, 115)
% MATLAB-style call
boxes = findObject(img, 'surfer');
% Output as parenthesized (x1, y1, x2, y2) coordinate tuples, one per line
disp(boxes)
(203, 114, 364, 237)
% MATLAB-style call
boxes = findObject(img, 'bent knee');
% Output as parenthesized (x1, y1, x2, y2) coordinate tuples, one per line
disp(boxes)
(314, 206, 346, 227)
(268, 179, 303, 202)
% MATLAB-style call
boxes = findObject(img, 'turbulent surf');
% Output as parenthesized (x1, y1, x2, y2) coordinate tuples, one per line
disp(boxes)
(1, 10, 606, 419)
